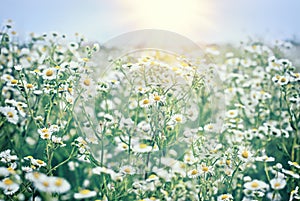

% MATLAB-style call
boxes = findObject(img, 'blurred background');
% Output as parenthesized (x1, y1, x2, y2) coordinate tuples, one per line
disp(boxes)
(1, 0, 299, 44)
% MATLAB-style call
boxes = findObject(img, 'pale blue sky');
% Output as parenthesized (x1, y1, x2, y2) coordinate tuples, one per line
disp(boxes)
(1, 0, 299, 43)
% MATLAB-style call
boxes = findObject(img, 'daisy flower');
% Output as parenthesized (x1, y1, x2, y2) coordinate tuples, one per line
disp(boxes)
(0, 177, 20, 195)
(217, 194, 233, 201)
(74, 189, 97, 199)
(150, 93, 165, 104)
(255, 155, 275, 162)
(42, 67, 57, 80)
(146, 174, 159, 182)
(226, 109, 238, 118)
(183, 152, 197, 165)
(204, 123, 216, 132)
(199, 164, 213, 175)
(278, 76, 289, 85)
(132, 143, 158, 153)
(136, 86, 150, 94)
(171, 114, 185, 124)
(31, 158, 47, 168)
(120, 165, 136, 175)
(38, 127, 52, 140)
(116, 142, 129, 152)
(50, 177, 71, 193)
(49, 124, 60, 132)
(68, 42, 79, 51)
(80, 76, 94, 89)
(270, 177, 286, 190)
(0, 106, 19, 124)
(7, 79, 18, 87)
(34, 176, 53, 193)
(238, 147, 253, 162)
(187, 168, 200, 178)
(25, 172, 47, 183)
(0, 149, 18, 163)
(140, 98, 153, 108)
(288, 161, 300, 169)
(244, 179, 268, 191)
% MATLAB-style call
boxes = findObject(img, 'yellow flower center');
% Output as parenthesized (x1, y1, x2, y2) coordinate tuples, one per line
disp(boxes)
(46, 69, 54, 77)
(68, 88, 73, 94)
(55, 178, 63, 187)
(139, 143, 148, 149)
(242, 150, 249, 158)
(143, 99, 150, 105)
(221, 194, 229, 200)
(148, 174, 157, 179)
(150, 197, 156, 200)
(43, 133, 50, 138)
(82, 58, 89, 62)
(202, 166, 209, 172)
(229, 111, 235, 115)
(42, 181, 49, 187)
(33, 172, 40, 179)
(226, 160, 231, 166)
(179, 163, 185, 169)
(11, 79, 18, 84)
(79, 189, 91, 195)
(122, 144, 128, 149)
(208, 125, 213, 129)
(280, 77, 286, 82)
(3, 178, 13, 185)
(175, 117, 182, 122)
(7, 167, 15, 174)
(153, 95, 160, 101)
(124, 168, 131, 174)
(83, 79, 91, 86)
(26, 83, 33, 89)
(7, 112, 14, 118)
(251, 181, 259, 188)
(36, 159, 44, 164)
(191, 169, 198, 175)
(41, 128, 49, 133)
(274, 182, 281, 188)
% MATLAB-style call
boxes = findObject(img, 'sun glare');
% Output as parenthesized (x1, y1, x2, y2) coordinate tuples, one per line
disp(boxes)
(119, 0, 214, 38)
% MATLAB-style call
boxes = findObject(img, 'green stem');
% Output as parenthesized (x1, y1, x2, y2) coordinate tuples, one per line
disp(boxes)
(48, 146, 76, 174)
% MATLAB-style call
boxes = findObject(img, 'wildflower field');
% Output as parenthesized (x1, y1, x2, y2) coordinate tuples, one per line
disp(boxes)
(0, 21, 299, 201)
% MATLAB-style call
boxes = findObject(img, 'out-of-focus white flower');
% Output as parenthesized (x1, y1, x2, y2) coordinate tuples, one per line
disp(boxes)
(0, 177, 20, 195)
(270, 177, 286, 190)
(226, 109, 238, 118)
(282, 168, 300, 179)
(74, 189, 97, 199)
(0, 149, 18, 163)
(288, 161, 300, 169)
(120, 165, 136, 175)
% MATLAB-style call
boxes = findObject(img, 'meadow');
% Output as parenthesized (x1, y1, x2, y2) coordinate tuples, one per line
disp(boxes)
(0, 20, 299, 201)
